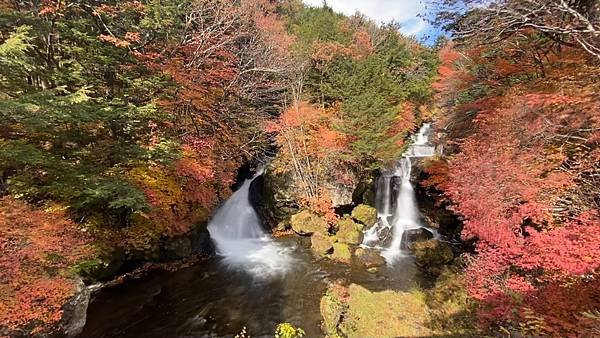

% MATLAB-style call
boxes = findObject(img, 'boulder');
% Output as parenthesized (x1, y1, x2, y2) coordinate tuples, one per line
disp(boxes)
(331, 243, 352, 263)
(59, 278, 91, 337)
(263, 167, 300, 223)
(320, 283, 433, 338)
(351, 204, 377, 228)
(311, 232, 334, 256)
(327, 181, 354, 207)
(320, 283, 348, 335)
(404, 227, 434, 249)
(290, 210, 328, 236)
(413, 239, 454, 276)
(351, 179, 375, 206)
(354, 247, 385, 268)
(334, 218, 363, 245)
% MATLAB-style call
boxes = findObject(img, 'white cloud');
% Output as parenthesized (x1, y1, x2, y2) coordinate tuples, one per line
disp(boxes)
(301, 0, 429, 36)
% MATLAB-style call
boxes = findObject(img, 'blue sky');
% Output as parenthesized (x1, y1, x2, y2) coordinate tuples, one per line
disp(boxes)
(301, 0, 441, 43)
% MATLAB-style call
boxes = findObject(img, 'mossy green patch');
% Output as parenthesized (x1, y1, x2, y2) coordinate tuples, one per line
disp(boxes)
(311, 232, 334, 256)
(320, 284, 348, 336)
(331, 243, 352, 263)
(426, 268, 478, 336)
(351, 204, 377, 227)
(413, 239, 454, 276)
(290, 210, 328, 236)
(334, 217, 363, 245)
(320, 283, 434, 338)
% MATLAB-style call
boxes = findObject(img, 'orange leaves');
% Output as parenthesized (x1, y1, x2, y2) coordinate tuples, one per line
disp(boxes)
(267, 101, 349, 205)
(267, 101, 347, 156)
(311, 30, 374, 63)
(176, 145, 216, 182)
(99, 34, 131, 48)
(124, 31, 141, 43)
(432, 43, 465, 93)
(352, 31, 374, 60)
(38, 0, 62, 16)
(388, 102, 417, 145)
(300, 189, 338, 225)
(0, 198, 92, 333)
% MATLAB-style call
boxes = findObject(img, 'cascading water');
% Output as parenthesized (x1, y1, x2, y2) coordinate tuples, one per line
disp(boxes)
(362, 123, 436, 263)
(208, 168, 294, 277)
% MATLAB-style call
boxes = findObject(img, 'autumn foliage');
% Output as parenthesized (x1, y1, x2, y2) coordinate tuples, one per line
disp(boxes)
(267, 101, 347, 222)
(0, 198, 92, 334)
(426, 33, 600, 335)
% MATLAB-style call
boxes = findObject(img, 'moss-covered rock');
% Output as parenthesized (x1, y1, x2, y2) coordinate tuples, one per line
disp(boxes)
(351, 204, 377, 228)
(263, 167, 300, 223)
(320, 283, 348, 336)
(334, 217, 363, 245)
(311, 232, 334, 256)
(426, 268, 478, 336)
(290, 210, 327, 236)
(354, 247, 385, 268)
(413, 239, 454, 276)
(331, 243, 352, 263)
(320, 283, 434, 338)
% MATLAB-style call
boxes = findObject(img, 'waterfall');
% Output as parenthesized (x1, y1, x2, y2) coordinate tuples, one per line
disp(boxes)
(208, 168, 294, 277)
(362, 124, 435, 263)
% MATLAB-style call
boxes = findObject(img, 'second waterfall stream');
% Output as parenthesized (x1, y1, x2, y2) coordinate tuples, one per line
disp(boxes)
(207, 167, 294, 277)
(363, 123, 436, 263)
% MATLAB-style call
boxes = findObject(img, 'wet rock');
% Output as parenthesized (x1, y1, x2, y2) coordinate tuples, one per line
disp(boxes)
(331, 243, 352, 263)
(59, 278, 91, 337)
(320, 283, 433, 337)
(75, 250, 125, 281)
(352, 179, 376, 206)
(263, 168, 300, 223)
(413, 239, 454, 276)
(404, 227, 434, 249)
(327, 181, 354, 207)
(164, 237, 193, 259)
(354, 247, 385, 268)
(290, 210, 328, 236)
(351, 204, 377, 228)
(334, 218, 363, 245)
(311, 232, 334, 256)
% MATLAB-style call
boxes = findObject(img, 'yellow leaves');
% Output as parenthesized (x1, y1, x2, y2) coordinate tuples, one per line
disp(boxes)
(130, 165, 183, 207)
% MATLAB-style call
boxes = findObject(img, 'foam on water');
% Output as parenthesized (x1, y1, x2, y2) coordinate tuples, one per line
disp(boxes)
(208, 168, 294, 278)
(362, 123, 436, 264)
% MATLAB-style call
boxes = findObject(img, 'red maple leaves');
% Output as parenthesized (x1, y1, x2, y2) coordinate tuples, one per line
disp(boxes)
(427, 41, 600, 335)
(0, 198, 93, 334)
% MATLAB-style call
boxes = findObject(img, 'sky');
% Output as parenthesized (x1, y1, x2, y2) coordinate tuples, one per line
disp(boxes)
(301, 0, 437, 41)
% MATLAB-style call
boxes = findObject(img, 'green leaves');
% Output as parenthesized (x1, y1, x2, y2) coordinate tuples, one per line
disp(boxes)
(0, 25, 34, 70)
(0, 4, 177, 220)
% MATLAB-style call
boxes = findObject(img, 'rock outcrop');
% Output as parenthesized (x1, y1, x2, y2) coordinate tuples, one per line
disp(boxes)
(334, 217, 363, 245)
(59, 279, 91, 337)
(290, 210, 328, 236)
(311, 232, 334, 256)
(350, 204, 377, 228)
(413, 239, 454, 276)
(320, 283, 433, 337)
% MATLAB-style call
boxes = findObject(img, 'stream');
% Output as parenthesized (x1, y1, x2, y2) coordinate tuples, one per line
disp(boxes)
(79, 238, 420, 338)
(80, 124, 436, 338)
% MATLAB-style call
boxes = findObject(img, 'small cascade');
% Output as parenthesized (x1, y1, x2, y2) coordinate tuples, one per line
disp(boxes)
(208, 168, 294, 277)
(362, 123, 435, 263)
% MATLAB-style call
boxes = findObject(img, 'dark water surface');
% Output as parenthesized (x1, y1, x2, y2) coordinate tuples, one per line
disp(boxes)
(80, 237, 420, 338)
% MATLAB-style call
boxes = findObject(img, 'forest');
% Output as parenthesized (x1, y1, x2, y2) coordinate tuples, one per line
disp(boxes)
(0, 0, 598, 337)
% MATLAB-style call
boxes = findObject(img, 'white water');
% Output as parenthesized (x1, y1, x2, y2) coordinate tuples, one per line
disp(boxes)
(208, 169, 294, 278)
(363, 123, 436, 263)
